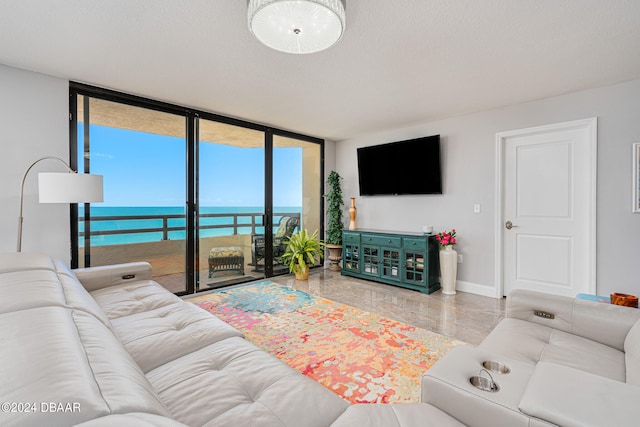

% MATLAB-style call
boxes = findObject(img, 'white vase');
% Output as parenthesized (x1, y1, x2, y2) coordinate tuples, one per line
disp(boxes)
(440, 246, 457, 295)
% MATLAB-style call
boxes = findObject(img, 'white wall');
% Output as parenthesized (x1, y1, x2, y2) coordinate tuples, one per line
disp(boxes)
(336, 79, 640, 297)
(0, 65, 71, 262)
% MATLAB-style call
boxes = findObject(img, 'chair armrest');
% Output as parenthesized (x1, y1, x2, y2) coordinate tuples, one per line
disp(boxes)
(519, 362, 640, 427)
(507, 289, 640, 350)
(73, 262, 153, 292)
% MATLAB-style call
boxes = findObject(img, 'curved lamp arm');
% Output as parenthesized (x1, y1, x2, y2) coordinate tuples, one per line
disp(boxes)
(17, 156, 103, 252)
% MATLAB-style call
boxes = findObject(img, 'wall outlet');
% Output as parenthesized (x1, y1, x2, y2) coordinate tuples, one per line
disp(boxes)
(457, 254, 463, 263)
(473, 203, 481, 213)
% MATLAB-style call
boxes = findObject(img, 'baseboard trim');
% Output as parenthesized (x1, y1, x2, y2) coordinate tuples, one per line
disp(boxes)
(455, 280, 499, 298)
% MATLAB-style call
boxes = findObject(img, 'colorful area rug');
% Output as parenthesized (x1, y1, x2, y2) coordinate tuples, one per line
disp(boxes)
(187, 281, 464, 404)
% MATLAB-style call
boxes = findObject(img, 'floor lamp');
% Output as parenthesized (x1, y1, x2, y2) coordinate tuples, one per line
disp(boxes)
(17, 156, 103, 252)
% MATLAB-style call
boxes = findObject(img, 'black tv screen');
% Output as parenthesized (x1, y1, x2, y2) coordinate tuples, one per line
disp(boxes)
(357, 135, 442, 196)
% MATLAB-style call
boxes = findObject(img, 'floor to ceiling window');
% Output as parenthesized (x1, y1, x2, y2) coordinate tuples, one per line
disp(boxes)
(70, 84, 324, 296)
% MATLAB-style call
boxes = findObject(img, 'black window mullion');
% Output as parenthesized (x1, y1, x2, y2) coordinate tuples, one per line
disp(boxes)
(69, 92, 79, 268)
(185, 114, 197, 295)
(264, 130, 274, 277)
(82, 96, 92, 267)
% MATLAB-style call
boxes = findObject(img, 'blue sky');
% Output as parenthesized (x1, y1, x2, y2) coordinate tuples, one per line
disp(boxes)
(79, 125, 303, 207)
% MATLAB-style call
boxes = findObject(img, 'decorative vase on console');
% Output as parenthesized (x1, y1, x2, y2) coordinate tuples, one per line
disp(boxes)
(348, 197, 358, 230)
(435, 229, 457, 295)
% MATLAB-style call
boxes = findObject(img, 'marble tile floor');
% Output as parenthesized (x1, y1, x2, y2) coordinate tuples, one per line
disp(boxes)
(268, 268, 506, 346)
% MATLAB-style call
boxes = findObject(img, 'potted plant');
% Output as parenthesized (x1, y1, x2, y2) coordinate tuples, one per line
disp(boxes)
(325, 170, 344, 271)
(280, 229, 325, 280)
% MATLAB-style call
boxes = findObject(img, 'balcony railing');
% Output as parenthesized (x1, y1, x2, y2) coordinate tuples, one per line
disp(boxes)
(79, 212, 301, 244)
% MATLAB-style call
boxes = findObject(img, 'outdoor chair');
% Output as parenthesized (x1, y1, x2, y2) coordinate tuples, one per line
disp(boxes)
(251, 216, 299, 271)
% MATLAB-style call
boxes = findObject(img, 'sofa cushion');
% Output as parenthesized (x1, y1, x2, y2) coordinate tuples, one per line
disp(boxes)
(146, 336, 349, 427)
(55, 260, 112, 325)
(0, 256, 112, 329)
(479, 318, 625, 381)
(74, 413, 189, 427)
(0, 268, 68, 313)
(0, 251, 56, 274)
(331, 403, 465, 427)
(110, 301, 243, 372)
(0, 306, 170, 426)
(90, 280, 182, 320)
(519, 362, 640, 427)
(624, 319, 640, 385)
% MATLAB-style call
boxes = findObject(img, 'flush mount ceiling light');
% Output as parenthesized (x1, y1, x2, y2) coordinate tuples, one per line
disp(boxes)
(247, 0, 346, 54)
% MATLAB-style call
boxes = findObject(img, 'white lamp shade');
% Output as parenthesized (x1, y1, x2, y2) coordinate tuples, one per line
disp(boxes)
(38, 172, 103, 203)
(248, 0, 346, 54)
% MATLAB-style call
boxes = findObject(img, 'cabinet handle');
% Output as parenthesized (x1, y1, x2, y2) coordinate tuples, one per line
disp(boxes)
(412, 242, 416, 245)
(388, 239, 392, 243)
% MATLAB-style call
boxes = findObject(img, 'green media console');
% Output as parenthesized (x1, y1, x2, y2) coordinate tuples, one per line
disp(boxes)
(341, 229, 440, 294)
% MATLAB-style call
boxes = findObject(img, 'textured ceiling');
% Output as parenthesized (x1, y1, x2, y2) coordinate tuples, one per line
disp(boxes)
(1, 1, 639, 141)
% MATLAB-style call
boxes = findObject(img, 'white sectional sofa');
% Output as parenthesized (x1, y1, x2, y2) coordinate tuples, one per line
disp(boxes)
(0, 252, 350, 427)
(422, 289, 640, 427)
(1, 252, 464, 427)
(9, 251, 635, 426)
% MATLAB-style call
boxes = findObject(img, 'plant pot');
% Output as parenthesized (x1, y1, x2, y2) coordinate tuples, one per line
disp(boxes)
(326, 244, 343, 271)
(295, 264, 310, 280)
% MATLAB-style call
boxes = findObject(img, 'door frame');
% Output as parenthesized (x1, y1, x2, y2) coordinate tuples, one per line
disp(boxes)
(494, 117, 598, 298)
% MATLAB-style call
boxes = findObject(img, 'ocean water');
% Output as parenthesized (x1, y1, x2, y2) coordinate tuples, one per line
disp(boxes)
(78, 206, 301, 247)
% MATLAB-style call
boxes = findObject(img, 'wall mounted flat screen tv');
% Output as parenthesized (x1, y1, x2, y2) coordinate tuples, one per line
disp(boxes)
(357, 135, 442, 196)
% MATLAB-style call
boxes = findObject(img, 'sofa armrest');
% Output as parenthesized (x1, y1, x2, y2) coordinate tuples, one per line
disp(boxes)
(519, 362, 640, 427)
(507, 289, 640, 351)
(74, 262, 153, 292)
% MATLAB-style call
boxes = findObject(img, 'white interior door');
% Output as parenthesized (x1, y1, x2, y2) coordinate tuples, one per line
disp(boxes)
(497, 118, 597, 297)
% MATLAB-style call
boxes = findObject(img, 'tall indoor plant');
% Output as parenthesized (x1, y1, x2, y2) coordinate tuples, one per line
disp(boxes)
(281, 229, 325, 280)
(325, 171, 345, 271)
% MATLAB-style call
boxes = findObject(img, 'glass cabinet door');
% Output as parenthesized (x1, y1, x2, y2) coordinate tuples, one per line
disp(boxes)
(382, 248, 401, 280)
(362, 246, 380, 275)
(343, 243, 360, 272)
(404, 249, 426, 285)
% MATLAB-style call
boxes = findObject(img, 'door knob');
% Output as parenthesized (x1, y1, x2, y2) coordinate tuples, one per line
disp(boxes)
(505, 221, 518, 230)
